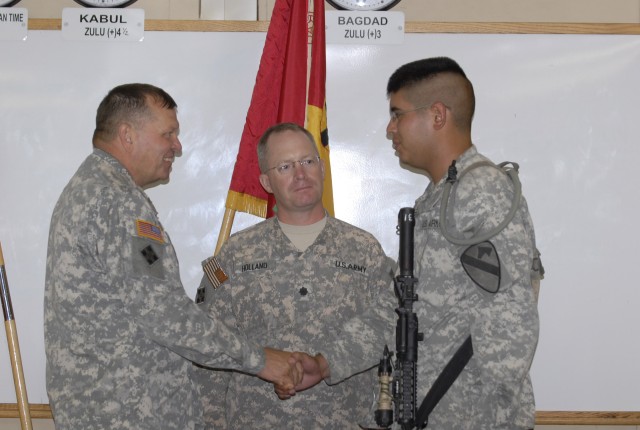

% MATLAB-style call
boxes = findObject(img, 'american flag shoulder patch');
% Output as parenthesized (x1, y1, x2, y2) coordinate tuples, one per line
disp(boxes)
(203, 257, 229, 289)
(136, 219, 164, 243)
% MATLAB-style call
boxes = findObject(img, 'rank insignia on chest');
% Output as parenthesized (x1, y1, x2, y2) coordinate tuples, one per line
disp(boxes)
(203, 257, 228, 289)
(136, 219, 164, 243)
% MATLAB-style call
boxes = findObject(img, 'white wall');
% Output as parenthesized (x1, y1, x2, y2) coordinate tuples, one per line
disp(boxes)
(1, 29, 639, 413)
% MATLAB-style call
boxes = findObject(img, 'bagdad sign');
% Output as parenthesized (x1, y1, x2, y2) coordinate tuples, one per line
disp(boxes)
(326, 10, 404, 45)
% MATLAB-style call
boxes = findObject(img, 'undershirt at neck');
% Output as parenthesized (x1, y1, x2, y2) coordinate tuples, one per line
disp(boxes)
(278, 217, 327, 251)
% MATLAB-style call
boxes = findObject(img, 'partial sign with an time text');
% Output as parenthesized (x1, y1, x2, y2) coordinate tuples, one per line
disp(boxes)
(0, 7, 27, 41)
(62, 8, 144, 42)
(326, 11, 404, 45)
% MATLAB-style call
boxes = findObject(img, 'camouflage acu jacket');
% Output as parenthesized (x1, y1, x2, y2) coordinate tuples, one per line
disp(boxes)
(44, 149, 262, 430)
(410, 145, 539, 430)
(195, 216, 396, 429)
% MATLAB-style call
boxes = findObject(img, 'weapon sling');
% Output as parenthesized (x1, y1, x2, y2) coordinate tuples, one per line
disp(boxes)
(414, 335, 473, 429)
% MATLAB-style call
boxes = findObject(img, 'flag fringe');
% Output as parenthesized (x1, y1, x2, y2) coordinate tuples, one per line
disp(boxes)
(225, 190, 267, 219)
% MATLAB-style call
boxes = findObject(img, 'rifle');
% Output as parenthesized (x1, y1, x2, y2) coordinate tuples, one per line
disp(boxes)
(374, 207, 475, 429)
(375, 207, 423, 430)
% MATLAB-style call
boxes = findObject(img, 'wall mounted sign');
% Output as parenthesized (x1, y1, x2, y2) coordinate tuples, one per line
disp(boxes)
(62, 8, 144, 42)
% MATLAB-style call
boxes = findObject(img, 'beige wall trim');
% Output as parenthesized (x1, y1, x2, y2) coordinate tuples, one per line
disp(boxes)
(2, 404, 640, 424)
(405, 21, 640, 34)
(26, 18, 640, 34)
(535, 411, 640, 425)
(27, 18, 269, 32)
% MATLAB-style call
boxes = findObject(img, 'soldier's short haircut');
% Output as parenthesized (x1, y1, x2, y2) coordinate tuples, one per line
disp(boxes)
(387, 57, 468, 94)
(93, 83, 177, 144)
(257, 122, 317, 173)
(387, 57, 475, 131)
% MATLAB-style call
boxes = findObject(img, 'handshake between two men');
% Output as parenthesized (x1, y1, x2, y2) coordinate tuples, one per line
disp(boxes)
(259, 348, 331, 400)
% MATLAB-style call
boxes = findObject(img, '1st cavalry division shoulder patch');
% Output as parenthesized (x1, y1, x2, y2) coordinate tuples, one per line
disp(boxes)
(460, 241, 501, 293)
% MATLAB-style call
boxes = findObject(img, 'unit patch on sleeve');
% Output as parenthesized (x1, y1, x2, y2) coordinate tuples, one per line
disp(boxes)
(195, 286, 206, 304)
(460, 241, 501, 293)
(132, 236, 166, 280)
(136, 219, 164, 243)
(141, 245, 159, 265)
(202, 257, 229, 290)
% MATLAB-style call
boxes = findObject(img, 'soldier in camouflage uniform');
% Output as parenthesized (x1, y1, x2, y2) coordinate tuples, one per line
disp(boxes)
(382, 57, 541, 429)
(193, 123, 396, 429)
(44, 84, 299, 430)
(293, 58, 541, 428)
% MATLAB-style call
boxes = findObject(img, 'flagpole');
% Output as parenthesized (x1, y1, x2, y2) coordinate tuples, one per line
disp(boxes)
(0, 242, 34, 430)
(214, 207, 236, 255)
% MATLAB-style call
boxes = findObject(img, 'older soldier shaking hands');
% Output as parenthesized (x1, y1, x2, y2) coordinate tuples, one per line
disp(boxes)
(44, 84, 303, 430)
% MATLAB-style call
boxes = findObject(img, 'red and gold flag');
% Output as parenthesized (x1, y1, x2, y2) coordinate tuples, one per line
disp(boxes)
(307, 0, 333, 216)
(225, 0, 308, 219)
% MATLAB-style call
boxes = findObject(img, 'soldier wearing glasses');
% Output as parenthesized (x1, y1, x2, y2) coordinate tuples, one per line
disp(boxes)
(192, 122, 396, 429)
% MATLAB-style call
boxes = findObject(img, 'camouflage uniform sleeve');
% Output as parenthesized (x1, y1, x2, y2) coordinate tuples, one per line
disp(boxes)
(192, 257, 238, 429)
(456, 166, 539, 427)
(193, 367, 232, 430)
(107, 192, 264, 373)
(322, 242, 397, 384)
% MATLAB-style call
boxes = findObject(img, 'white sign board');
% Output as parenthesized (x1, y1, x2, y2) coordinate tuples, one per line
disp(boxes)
(326, 11, 404, 45)
(62, 8, 144, 42)
(0, 7, 27, 41)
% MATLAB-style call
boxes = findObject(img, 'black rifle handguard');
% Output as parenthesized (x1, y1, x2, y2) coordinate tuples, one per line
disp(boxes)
(375, 208, 423, 429)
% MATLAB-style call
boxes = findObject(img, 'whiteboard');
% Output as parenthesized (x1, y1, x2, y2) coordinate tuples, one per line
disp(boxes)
(1, 29, 639, 411)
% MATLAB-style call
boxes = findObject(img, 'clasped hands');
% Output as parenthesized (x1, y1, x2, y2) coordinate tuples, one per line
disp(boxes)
(258, 347, 331, 400)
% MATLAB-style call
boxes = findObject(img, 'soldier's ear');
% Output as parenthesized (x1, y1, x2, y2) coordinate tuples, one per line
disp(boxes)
(431, 102, 447, 131)
(259, 173, 273, 193)
(117, 123, 135, 153)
